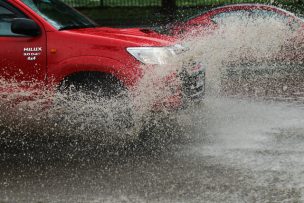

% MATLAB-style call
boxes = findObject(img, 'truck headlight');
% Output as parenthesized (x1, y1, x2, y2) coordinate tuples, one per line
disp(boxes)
(127, 45, 185, 65)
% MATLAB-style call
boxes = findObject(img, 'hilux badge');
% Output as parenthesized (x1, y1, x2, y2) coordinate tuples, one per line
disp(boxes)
(23, 47, 42, 61)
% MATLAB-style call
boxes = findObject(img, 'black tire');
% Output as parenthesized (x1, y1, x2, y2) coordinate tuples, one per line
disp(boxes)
(59, 72, 134, 129)
(59, 72, 125, 99)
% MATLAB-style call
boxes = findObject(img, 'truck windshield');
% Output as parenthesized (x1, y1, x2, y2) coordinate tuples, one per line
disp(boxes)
(21, 0, 97, 30)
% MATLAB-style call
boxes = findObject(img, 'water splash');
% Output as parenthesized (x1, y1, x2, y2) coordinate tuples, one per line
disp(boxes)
(179, 12, 303, 97)
(0, 11, 303, 145)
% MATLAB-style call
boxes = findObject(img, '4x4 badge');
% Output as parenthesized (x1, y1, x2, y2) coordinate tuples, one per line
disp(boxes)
(23, 47, 42, 61)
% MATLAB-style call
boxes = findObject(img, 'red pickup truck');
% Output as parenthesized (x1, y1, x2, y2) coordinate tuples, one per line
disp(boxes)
(0, 0, 205, 110)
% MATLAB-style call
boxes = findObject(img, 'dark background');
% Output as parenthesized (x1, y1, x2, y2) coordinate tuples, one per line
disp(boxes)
(62, 0, 304, 27)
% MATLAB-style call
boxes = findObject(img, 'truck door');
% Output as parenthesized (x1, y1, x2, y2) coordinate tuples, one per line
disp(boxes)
(0, 1, 46, 85)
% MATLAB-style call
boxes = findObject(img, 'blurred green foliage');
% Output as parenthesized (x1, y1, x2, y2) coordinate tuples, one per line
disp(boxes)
(65, 0, 304, 26)
(64, 0, 271, 7)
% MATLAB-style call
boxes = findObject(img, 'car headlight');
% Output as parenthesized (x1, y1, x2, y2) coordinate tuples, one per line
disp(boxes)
(126, 45, 186, 65)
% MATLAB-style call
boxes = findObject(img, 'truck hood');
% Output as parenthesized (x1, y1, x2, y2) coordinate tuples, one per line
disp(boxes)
(67, 27, 176, 47)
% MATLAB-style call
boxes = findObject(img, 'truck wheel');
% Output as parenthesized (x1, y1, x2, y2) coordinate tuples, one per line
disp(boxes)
(59, 72, 134, 129)
(59, 72, 126, 99)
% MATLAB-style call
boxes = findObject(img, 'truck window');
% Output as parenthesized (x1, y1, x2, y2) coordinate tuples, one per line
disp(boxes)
(22, 0, 96, 30)
(0, 2, 28, 36)
(0, 6, 18, 36)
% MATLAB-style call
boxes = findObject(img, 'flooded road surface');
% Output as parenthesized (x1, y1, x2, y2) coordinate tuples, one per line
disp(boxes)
(1, 96, 304, 203)
(0, 13, 304, 202)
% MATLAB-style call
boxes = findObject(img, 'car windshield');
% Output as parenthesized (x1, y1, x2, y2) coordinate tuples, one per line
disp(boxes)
(21, 0, 97, 30)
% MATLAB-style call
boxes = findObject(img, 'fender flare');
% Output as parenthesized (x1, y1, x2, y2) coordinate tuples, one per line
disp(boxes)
(47, 56, 140, 88)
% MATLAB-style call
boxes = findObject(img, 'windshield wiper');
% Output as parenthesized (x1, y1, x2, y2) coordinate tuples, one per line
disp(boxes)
(59, 24, 95, 31)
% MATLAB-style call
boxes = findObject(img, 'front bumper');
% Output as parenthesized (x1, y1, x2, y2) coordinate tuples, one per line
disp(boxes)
(151, 61, 206, 111)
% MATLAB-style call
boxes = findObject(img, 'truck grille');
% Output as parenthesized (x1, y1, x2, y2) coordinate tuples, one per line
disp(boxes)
(180, 61, 206, 101)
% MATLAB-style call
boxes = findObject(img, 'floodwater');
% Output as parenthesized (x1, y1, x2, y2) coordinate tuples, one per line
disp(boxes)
(0, 11, 304, 203)
(1, 96, 304, 202)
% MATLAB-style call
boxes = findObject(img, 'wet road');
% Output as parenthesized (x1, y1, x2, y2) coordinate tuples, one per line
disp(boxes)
(0, 96, 304, 203)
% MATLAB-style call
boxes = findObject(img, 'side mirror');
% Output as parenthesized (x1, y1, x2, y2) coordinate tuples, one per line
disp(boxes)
(11, 18, 41, 37)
